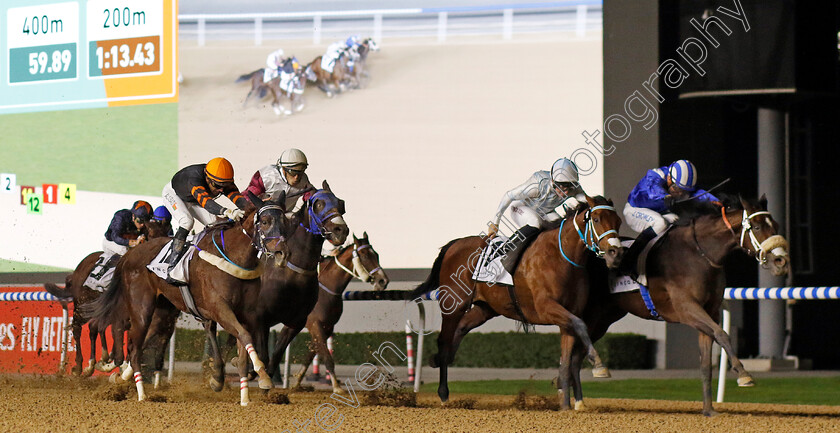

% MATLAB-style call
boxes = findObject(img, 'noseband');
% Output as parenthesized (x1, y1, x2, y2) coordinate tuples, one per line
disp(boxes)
(722, 207, 789, 266)
(252, 204, 287, 259)
(302, 191, 344, 239)
(559, 204, 618, 267)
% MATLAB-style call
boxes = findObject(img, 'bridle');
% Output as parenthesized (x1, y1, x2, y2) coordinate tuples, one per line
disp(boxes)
(721, 206, 789, 267)
(559, 204, 619, 267)
(318, 242, 382, 296)
(301, 191, 344, 239)
(252, 204, 287, 259)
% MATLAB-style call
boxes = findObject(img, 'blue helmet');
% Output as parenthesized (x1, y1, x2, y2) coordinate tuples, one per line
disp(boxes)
(668, 159, 698, 192)
(152, 205, 171, 223)
(346, 35, 359, 47)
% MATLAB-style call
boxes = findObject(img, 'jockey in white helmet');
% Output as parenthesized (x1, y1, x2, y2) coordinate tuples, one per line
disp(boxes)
(264, 48, 286, 83)
(245, 148, 315, 213)
(488, 158, 587, 274)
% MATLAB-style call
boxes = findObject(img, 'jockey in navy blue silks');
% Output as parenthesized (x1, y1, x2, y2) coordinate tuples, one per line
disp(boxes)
(622, 160, 719, 259)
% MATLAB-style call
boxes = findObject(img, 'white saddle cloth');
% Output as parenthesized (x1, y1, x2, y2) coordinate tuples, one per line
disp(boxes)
(83, 252, 118, 293)
(146, 240, 196, 285)
(472, 236, 513, 286)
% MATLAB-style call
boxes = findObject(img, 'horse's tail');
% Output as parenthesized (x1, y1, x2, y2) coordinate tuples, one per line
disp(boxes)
(236, 69, 261, 83)
(405, 238, 460, 300)
(44, 275, 73, 300)
(80, 262, 125, 329)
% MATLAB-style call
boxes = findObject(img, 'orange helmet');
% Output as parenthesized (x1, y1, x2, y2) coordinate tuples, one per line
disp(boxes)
(205, 157, 234, 183)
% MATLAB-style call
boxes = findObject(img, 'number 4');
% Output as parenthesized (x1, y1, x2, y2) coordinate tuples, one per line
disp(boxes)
(58, 183, 76, 204)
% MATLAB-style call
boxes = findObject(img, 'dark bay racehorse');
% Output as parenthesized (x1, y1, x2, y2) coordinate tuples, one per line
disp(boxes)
(241, 183, 349, 399)
(306, 52, 350, 97)
(409, 196, 624, 410)
(83, 195, 291, 404)
(44, 220, 169, 377)
(236, 68, 268, 107)
(280, 232, 390, 393)
(575, 195, 790, 416)
(347, 38, 379, 88)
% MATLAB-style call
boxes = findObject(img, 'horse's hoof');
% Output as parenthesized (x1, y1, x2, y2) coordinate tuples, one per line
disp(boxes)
(574, 400, 586, 411)
(81, 368, 94, 378)
(209, 377, 224, 392)
(332, 386, 345, 395)
(737, 376, 755, 387)
(704, 409, 720, 417)
(96, 361, 118, 373)
(257, 371, 273, 390)
(592, 366, 612, 378)
(108, 370, 122, 384)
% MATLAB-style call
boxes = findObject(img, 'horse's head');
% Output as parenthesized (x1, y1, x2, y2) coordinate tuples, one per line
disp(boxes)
(305, 180, 349, 246)
(363, 38, 379, 52)
(352, 231, 389, 291)
(734, 194, 790, 276)
(247, 191, 291, 268)
(144, 220, 170, 239)
(578, 195, 623, 269)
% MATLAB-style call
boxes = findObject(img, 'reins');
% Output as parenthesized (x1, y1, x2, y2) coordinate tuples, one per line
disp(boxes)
(318, 243, 381, 296)
(558, 203, 618, 267)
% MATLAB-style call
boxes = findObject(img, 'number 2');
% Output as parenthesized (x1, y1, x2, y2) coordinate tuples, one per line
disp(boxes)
(3, 178, 9, 191)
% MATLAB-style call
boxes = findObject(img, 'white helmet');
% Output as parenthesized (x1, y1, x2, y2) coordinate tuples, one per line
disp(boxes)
(277, 148, 308, 169)
(551, 158, 579, 184)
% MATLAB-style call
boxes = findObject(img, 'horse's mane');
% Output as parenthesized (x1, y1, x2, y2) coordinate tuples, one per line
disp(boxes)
(564, 195, 613, 219)
(671, 192, 750, 226)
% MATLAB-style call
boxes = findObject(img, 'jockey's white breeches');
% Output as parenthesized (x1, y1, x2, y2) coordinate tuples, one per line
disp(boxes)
(623, 203, 678, 234)
(162, 182, 218, 232)
(102, 239, 128, 257)
(504, 200, 560, 231)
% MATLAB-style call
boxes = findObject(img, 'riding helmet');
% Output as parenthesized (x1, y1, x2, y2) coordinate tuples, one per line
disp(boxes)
(131, 200, 153, 222)
(668, 159, 697, 192)
(205, 157, 235, 183)
(277, 148, 308, 169)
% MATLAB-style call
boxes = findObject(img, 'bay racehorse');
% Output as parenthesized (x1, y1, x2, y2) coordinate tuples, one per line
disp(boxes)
(306, 52, 350, 97)
(264, 67, 308, 116)
(408, 195, 623, 410)
(575, 194, 790, 416)
(83, 194, 291, 404)
(280, 232, 390, 393)
(241, 182, 350, 400)
(44, 219, 169, 377)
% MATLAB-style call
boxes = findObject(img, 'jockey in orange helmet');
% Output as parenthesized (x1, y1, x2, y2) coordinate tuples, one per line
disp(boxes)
(162, 157, 249, 270)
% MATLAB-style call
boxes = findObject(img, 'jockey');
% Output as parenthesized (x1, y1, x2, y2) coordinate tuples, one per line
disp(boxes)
(623, 159, 719, 257)
(488, 158, 586, 273)
(152, 205, 174, 236)
(264, 48, 286, 83)
(245, 148, 315, 213)
(96, 200, 153, 276)
(162, 157, 249, 269)
(345, 35, 361, 71)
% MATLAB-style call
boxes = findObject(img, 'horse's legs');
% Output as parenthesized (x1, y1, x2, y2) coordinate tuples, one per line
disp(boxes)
(127, 300, 156, 401)
(434, 308, 466, 403)
(310, 326, 343, 394)
(213, 306, 273, 392)
(149, 306, 179, 389)
(449, 303, 497, 361)
(99, 327, 110, 364)
(567, 338, 586, 410)
(557, 333, 576, 410)
(82, 323, 97, 377)
(203, 320, 225, 392)
(293, 347, 317, 387)
(269, 325, 304, 380)
(678, 302, 754, 387)
(536, 301, 610, 378)
(71, 315, 84, 376)
(698, 331, 719, 417)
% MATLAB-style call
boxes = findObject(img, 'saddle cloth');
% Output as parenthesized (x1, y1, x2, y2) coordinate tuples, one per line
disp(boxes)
(279, 72, 302, 95)
(146, 240, 196, 286)
(320, 51, 340, 73)
(472, 236, 513, 286)
(609, 227, 670, 294)
(83, 251, 118, 293)
(263, 67, 279, 83)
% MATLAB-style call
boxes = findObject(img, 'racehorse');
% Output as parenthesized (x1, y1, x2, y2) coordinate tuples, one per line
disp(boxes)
(83, 194, 291, 404)
(44, 220, 169, 377)
(278, 232, 390, 393)
(408, 196, 624, 410)
(574, 194, 790, 416)
(264, 67, 308, 116)
(241, 183, 350, 398)
(346, 38, 379, 88)
(306, 51, 351, 97)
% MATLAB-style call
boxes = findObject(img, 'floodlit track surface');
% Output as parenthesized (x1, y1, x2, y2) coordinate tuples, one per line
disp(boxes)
(1, 375, 838, 433)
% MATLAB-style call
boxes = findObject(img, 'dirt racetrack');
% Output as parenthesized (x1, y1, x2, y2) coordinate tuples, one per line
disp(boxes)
(1, 375, 838, 432)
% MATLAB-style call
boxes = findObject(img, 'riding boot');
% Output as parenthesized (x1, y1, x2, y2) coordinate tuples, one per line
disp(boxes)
(500, 225, 541, 275)
(166, 227, 189, 269)
(91, 253, 121, 280)
(620, 227, 657, 278)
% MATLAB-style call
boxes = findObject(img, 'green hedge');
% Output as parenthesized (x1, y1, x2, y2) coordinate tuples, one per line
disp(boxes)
(172, 330, 653, 369)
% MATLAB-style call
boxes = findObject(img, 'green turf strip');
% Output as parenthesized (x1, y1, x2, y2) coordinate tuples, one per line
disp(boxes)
(0, 104, 177, 196)
(0, 259, 70, 273)
(421, 377, 840, 406)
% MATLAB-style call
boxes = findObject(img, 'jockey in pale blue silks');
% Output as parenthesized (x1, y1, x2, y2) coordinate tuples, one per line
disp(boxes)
(488, 158, 587, 274)
(623, 159, 719, 258)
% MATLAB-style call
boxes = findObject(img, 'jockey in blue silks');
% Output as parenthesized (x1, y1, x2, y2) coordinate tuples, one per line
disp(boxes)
(623, 159, 719, 258)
